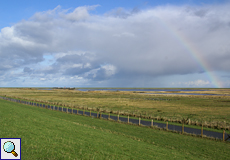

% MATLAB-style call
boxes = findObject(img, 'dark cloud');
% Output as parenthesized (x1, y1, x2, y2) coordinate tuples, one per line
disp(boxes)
(63, 67, 92, 76)
(23, 67, 33, 74)
(222, 75, 230, 78)
(194, 9, 208, 17)
(0, 4, 230, 87)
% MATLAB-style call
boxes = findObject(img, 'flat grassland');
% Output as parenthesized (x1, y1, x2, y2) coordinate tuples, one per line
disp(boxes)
(1, 88, 230, 125)
(0, 99, 229, 159)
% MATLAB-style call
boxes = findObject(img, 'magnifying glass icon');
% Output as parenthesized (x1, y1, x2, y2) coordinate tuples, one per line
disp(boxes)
(3, 141, 18, 157)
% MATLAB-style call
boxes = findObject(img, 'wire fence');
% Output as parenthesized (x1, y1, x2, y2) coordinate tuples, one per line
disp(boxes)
(0, 96, 229, 142)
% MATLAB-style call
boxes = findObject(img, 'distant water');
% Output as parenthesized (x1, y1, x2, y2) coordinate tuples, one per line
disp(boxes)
(76, 88, 230, 96)
(145, 93, 230, 96)
(37, 88, 229, 96)
(77, 89, 208, 92)
(144, 93, 218, 96)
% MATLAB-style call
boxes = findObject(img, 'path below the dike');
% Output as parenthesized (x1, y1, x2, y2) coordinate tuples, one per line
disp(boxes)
(1, 96, 229, 142)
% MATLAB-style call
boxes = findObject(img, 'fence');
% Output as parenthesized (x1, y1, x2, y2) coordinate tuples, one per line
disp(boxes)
(0, 96, 229, 142)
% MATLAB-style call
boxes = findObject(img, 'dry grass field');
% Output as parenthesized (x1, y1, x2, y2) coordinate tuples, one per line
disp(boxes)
(1, 88, 230, 128)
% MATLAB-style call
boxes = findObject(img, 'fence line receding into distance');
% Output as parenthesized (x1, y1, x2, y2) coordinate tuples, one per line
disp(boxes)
(0, 96, 229, 142)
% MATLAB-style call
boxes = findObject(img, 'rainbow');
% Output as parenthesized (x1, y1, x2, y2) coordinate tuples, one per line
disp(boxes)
(158, 18, 222, 88)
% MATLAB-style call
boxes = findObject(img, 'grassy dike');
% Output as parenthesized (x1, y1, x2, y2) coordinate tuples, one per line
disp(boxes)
(5, 95, 230, 134)
(0, 99, 229, 159)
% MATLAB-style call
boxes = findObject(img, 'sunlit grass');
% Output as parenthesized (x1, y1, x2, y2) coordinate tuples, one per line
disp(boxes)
(0, 99, 229, 159)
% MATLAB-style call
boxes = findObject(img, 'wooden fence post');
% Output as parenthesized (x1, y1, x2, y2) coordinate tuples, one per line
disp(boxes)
(77, 109, 78, 115)
(139, 117, 141, 126)
(62, 107, 63, 112)
(83, 109, 85, 115)
(128, 115, 129, 124)
(201, 124, 203, 138)
(72, 108, 73, 114)
(66, 108, 68, 113)
(223, 130, 225, 142)
(182, 123, 184, 134)
(166, 121, 168, 130)
(100, 112, 102, 118)
(97, 112, 99, 118)
(151, 119, 153, 127)
(90, 110, 91, 117)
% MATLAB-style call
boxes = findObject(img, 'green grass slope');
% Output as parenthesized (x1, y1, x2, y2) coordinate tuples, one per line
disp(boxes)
(0, 99, 229, 159)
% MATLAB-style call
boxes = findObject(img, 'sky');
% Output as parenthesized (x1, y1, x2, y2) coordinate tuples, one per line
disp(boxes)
(0, 0, 230, 88)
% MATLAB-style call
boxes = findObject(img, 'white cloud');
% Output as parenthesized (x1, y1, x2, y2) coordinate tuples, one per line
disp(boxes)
(185, 80, 211, 86)
(172, 79, 212, 87)
(0, 4, 230, 87)
(101, 64, 117, 77)
(63, 5, 99, 21)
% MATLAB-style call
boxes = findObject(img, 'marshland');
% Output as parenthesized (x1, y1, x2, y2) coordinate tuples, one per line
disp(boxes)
(1, 88, 230, 129)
